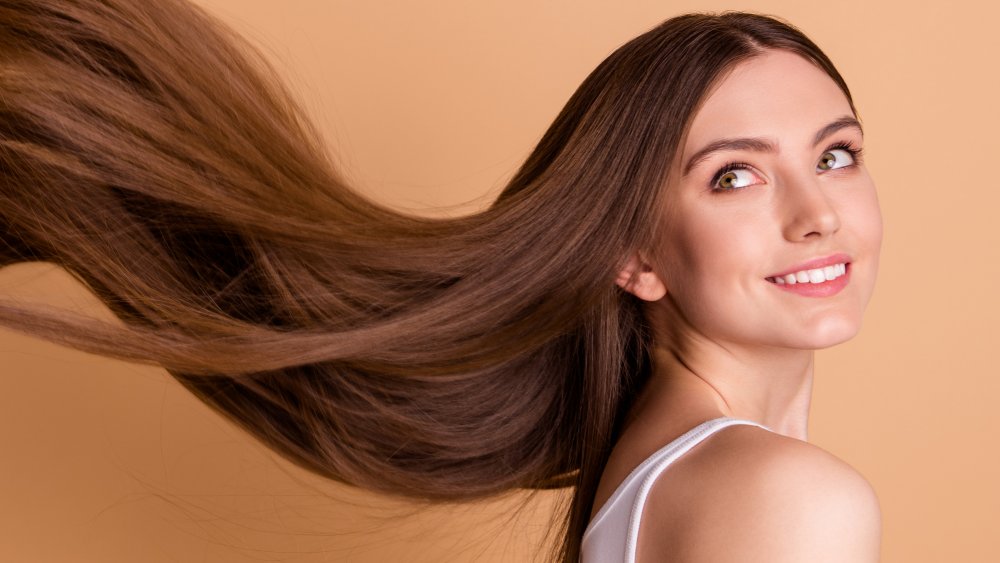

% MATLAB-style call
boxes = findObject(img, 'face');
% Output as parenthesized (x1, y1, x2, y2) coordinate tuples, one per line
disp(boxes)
(646, 49, 882, 351)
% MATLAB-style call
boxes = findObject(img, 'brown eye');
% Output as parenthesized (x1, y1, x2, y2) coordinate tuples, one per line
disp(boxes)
(711, 167, 761, 192)
(817, 148, 855, 171)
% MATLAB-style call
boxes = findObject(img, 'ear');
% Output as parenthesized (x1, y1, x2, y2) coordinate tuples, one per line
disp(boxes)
(615, 251, 667, 301)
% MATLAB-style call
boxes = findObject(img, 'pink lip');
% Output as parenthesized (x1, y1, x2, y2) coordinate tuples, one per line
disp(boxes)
(767, 264, 851, 297)
(765, 252, 854, 298)
(766, 252, 852, 279)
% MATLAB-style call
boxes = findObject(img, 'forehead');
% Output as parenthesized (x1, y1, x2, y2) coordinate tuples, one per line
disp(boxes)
(682, 50, 854, 155)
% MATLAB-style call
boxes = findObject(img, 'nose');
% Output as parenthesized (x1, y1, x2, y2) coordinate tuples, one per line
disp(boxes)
(780, 172, 841, 241)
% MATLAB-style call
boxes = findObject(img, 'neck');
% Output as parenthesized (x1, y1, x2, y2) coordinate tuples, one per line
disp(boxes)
(626, 299, 816, 442)
(648, 343, 814, 441)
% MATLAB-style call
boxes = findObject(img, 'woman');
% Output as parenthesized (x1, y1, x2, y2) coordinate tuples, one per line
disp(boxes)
(582, 47, 883, 562)
(0, 1, 882, 561)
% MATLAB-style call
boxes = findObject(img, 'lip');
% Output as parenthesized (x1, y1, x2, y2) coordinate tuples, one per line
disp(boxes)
(767, 263, 851, 297)
(765, 252, 854, 298)
(766, 252, 853, 279)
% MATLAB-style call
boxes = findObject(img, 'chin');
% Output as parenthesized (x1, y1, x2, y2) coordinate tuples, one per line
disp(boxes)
(786, 314, 863, 350)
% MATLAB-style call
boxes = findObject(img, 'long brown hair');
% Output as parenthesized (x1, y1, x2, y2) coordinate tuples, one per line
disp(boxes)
(0, 1, 857, 560)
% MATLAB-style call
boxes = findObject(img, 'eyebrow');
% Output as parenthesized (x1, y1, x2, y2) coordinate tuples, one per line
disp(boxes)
(681, 116, 864, 177)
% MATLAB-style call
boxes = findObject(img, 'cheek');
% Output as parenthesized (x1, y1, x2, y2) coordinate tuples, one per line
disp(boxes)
(667, 210, 767, 283)
(658, 217, 717, 291)
(837, 180, 883, 261)
(842, 173, 883, 247)
(657, 211, 766, 315)
(849, 185, 884, 300)
(864, 190, 884, 252)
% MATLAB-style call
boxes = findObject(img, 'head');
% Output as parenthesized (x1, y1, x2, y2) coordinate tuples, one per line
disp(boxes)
(616, 48, 882, 355)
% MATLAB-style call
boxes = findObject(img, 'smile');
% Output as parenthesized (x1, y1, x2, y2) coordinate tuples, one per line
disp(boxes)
(765, 262, 847, 285)
(765, 262, 851, 297)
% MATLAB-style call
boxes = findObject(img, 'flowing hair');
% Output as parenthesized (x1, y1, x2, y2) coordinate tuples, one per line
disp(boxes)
(0, 1, 857, 560)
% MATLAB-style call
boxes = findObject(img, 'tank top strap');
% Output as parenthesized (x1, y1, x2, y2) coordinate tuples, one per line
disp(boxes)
(581, 416, 772, 563)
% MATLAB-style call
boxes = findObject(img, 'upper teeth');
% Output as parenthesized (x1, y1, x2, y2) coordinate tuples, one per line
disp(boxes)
(768, 263, 847, 285)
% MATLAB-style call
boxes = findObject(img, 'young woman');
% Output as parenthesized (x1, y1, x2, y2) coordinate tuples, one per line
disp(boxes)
(0, 1, 882, 561)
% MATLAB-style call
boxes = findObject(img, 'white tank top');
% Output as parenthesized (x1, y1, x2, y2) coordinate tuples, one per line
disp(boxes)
(580, 416, 772, 563)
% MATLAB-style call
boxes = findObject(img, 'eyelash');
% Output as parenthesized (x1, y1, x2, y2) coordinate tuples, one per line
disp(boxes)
(709, 140, 865, 193)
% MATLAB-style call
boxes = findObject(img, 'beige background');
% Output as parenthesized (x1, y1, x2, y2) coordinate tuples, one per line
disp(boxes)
(2, 0, 997, 561)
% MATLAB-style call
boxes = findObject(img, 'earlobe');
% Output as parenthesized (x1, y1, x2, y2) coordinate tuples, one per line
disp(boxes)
(615, 252, 668, 301)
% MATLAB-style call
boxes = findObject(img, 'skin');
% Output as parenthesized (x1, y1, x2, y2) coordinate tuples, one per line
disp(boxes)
(594, 49, 884, 561)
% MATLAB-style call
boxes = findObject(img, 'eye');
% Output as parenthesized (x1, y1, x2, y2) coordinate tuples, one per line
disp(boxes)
(817, 143, 863, 171)
(710, 162, 764, 192)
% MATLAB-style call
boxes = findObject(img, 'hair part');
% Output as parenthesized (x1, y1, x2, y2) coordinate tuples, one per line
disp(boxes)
(0, 2, 856, 560)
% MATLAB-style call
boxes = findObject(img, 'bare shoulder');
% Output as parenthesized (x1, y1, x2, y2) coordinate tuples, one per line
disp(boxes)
(637, 424, 882, 563)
